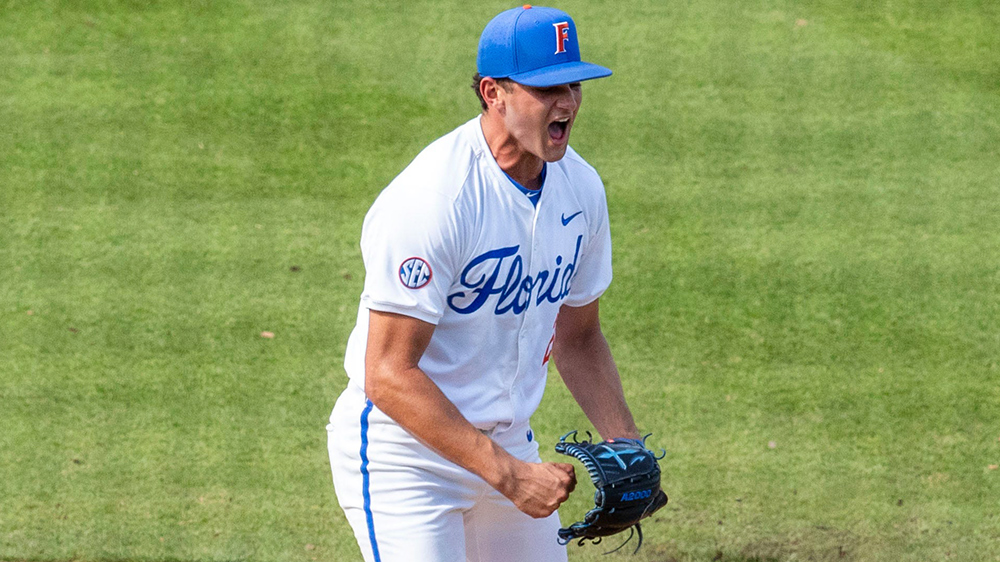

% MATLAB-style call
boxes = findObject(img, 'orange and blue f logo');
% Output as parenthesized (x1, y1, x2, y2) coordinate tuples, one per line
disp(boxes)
(553, 21, 570, 54)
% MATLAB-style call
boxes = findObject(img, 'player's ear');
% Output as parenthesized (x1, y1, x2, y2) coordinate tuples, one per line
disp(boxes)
(480, 77, 505, 114)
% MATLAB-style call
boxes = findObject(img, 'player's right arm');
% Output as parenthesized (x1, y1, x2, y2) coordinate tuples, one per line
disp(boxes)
(364, 309, 576, 518)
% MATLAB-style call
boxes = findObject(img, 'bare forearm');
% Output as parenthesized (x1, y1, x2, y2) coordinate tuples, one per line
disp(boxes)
(366, 364, 575, 517)
(364, 309, 576, 518)
(365, 365, 515, 488)
(553, 329, 639, 440)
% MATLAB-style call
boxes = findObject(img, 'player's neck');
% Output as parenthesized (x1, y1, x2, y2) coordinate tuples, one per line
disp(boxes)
(480, 114, 544, 191)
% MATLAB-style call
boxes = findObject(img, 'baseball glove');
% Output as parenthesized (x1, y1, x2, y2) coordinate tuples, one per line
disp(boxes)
(554, 431, 668, 553)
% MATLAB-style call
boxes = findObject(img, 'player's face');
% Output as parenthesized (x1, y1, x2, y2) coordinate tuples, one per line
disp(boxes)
(501, 81, 583, 162)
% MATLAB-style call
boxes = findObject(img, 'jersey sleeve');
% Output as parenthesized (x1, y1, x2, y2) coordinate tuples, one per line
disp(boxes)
(562, 187, 613, 307)
(358, 186, 466, 325)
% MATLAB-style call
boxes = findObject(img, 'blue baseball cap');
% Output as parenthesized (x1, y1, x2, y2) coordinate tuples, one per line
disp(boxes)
(477, 5, 612, 87)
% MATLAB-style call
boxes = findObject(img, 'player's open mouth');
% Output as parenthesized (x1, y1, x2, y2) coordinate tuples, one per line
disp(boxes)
(548, 117, 570, 143)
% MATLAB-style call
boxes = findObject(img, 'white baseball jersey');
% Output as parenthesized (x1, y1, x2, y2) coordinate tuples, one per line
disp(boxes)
(342, 115, 613, 430)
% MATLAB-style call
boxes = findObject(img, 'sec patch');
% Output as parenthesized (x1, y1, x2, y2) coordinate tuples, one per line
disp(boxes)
(399, 257, 432, 289)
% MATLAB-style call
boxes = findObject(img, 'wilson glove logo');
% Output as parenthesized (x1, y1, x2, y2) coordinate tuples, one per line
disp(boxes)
(447, 235, 582, 315)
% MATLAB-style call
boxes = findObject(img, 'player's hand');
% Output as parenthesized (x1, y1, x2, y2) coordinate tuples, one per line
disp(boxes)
(495, 459, 577, 518)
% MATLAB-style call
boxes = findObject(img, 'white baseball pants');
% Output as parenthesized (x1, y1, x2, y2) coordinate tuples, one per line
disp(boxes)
(328, 383, 569, 562)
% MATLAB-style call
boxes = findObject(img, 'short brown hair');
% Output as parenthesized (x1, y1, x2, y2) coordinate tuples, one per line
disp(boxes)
(472, 72, 514, 111)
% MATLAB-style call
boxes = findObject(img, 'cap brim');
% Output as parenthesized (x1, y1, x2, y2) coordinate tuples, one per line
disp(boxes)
(508, 61, 612, 87)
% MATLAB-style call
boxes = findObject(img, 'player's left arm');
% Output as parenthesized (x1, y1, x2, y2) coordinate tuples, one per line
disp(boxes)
(552, 298, 641, 440)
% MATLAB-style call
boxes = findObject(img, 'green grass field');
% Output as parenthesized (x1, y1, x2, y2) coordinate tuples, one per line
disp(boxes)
(2, 1, 999, 561)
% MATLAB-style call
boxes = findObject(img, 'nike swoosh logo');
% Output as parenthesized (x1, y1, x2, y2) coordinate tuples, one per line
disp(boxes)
(561, 211, 583, 226)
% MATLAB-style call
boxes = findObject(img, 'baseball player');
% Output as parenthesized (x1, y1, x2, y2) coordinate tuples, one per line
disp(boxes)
(328, 6, 643, 561)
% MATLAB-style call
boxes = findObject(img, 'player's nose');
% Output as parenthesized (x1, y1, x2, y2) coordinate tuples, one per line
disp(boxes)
(553, 84, 580, 111)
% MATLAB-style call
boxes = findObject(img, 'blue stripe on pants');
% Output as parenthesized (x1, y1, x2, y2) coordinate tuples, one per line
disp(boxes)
(360, 399, 382, 562)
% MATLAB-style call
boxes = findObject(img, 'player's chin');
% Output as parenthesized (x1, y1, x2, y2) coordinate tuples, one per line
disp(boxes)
(542, 139, 570, 162)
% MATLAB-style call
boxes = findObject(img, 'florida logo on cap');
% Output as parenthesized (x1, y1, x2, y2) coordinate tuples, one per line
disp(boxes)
(553, 21, 570, 54)
(477, 6, 612, 88)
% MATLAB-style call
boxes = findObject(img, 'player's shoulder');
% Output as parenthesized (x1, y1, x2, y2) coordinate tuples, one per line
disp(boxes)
(387, 117, 484, 203)
(364, 119, 483, 230)
(554, 146, 604, 189)
(561, 145, 601, 176)
(550, 145, 606, 206)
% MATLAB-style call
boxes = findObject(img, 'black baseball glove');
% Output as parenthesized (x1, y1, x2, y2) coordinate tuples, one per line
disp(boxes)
(554, 431, 668, 553)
